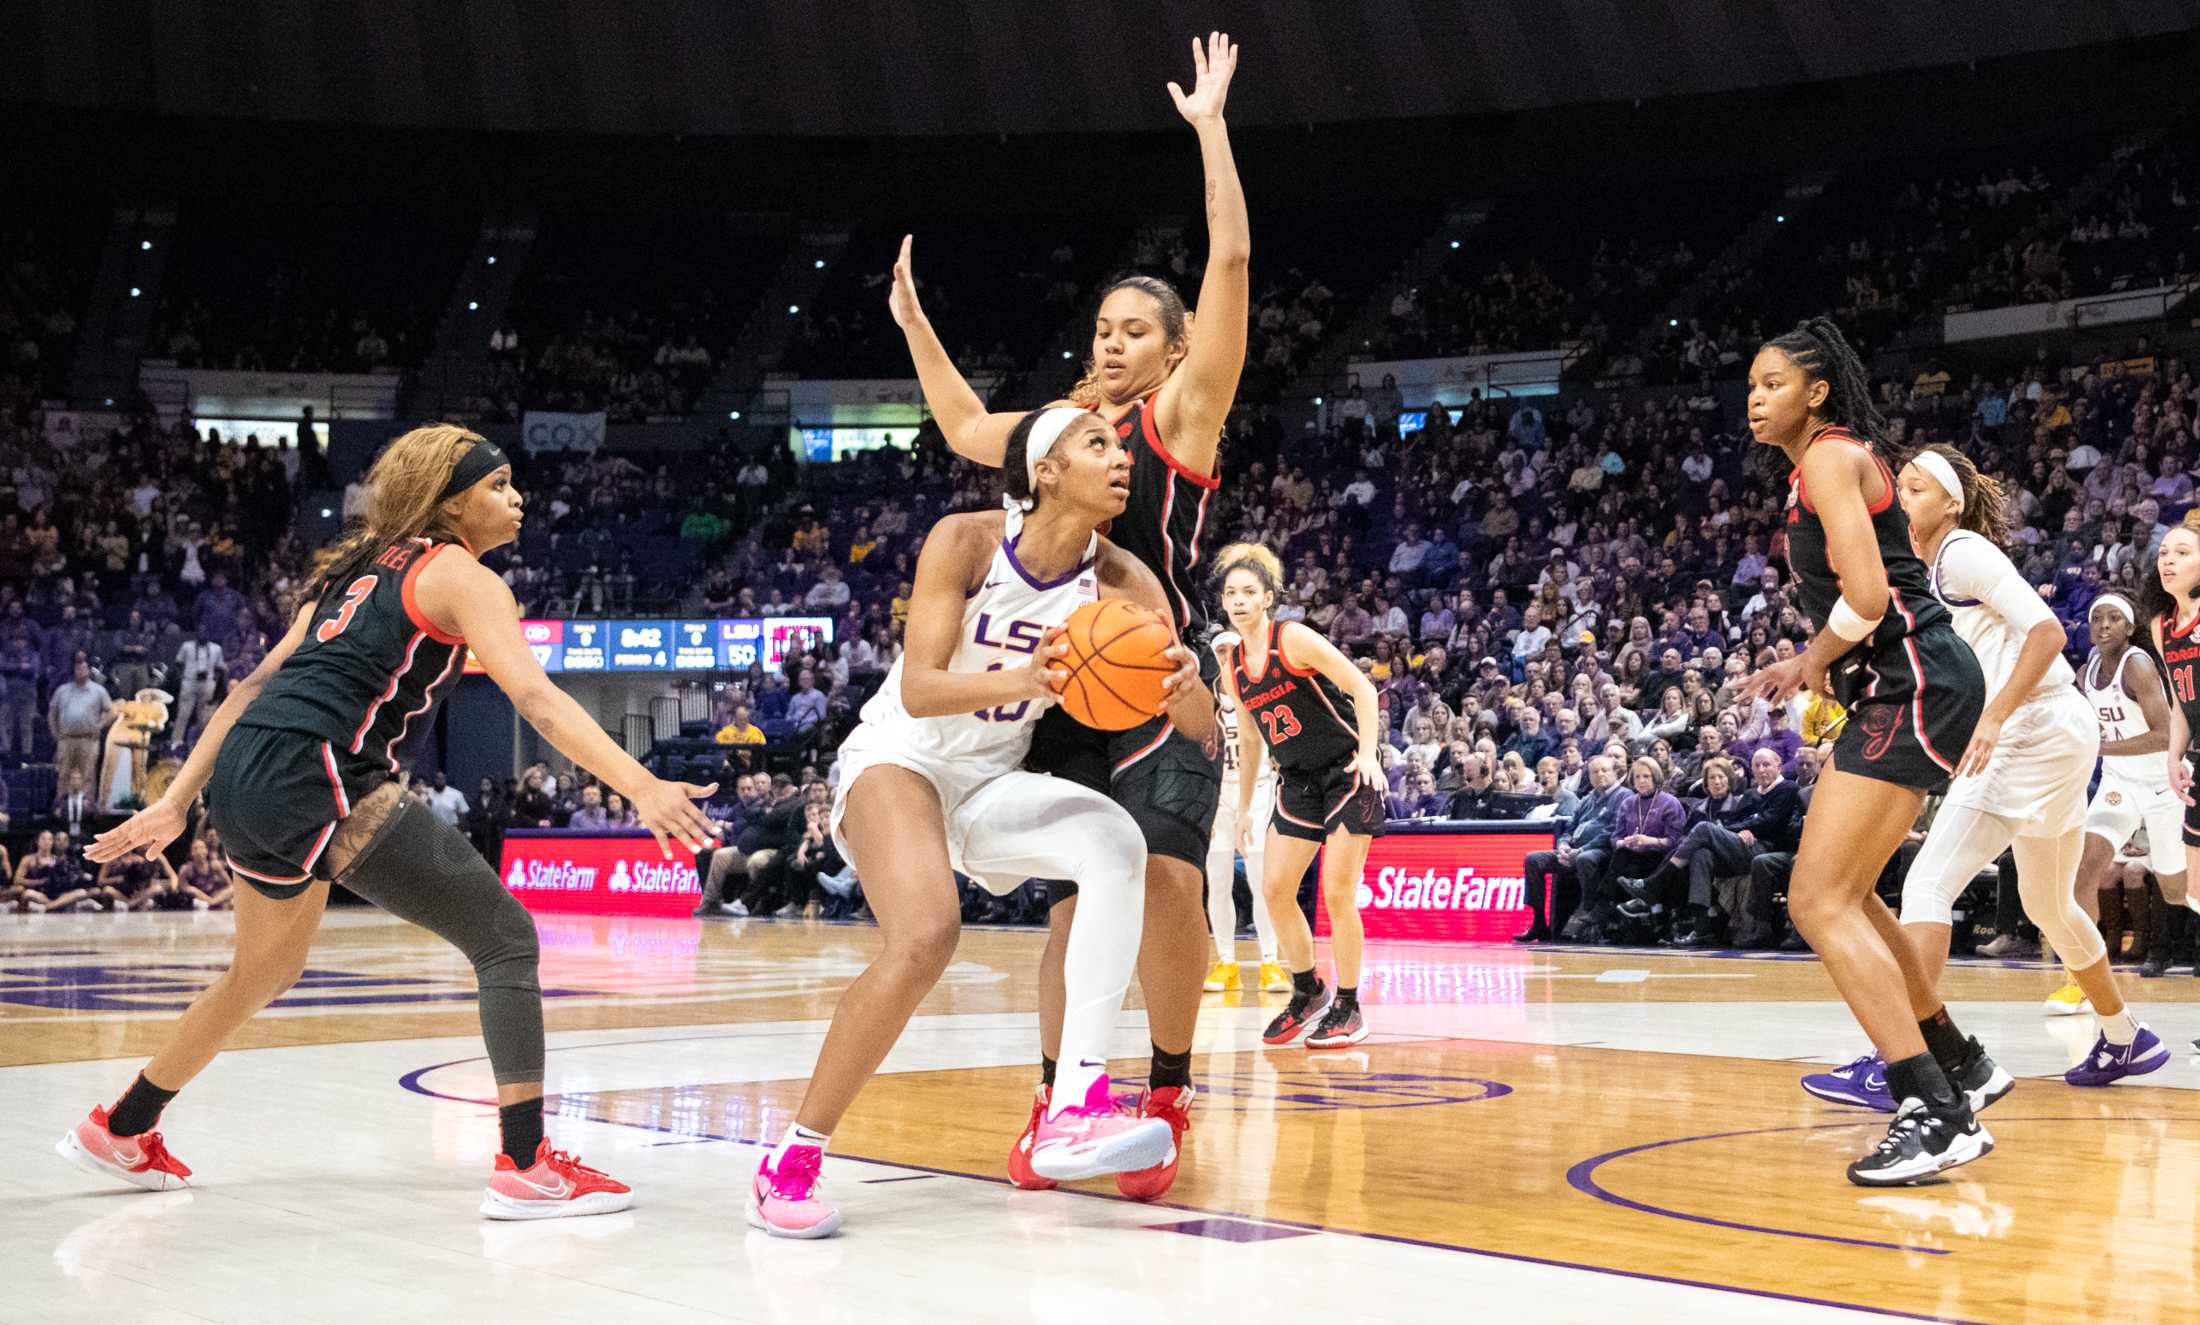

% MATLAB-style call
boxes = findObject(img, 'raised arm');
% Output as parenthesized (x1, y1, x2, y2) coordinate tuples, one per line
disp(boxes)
(1152, 32, 1249, 477)
(888, 235, 1070, 469)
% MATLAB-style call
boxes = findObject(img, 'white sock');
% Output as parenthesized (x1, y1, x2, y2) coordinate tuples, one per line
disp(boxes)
(1048, 1056, 1109, 1120)
(771, 1123, 828, 1165)
(2101, 1008, 2141, 1046)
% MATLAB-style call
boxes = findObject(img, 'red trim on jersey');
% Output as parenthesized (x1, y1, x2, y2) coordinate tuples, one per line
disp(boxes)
(1136, 391, 1221, 491)
(2167, 605, 2200, 642)
(1113, 720, 1175, 775)
(321, 741, 352, 818)
(384, 647, 462, 772)
(1159, 478, 1187, 627)
(1885, 588, 1954, 774)
(1792, 426, 1893, 516)
(298, 819, 339, 874)
(1271, 622, 1359, 738)
(401, 543, 463, 645)
(352, 630, 428, 754)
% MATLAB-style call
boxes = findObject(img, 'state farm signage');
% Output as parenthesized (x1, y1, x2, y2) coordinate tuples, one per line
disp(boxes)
(499, 832, 702, 918)
(1316, 827, 1556, 944)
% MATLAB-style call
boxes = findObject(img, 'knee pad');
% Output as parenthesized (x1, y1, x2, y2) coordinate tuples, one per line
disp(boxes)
(1899, 806, 2017, 927)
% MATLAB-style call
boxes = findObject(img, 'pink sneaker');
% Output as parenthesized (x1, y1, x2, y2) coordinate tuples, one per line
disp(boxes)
(480, 1141, 633, 1220)
(1028, 1075, 1175, 1182)
(55, 1106, 192, 1191)
(747, 1145, 842, 1239)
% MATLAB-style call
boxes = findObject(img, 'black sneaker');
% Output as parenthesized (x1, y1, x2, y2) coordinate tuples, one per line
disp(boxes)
(1305, 1000, 1367, 1048)
(1261, 981, 1332, 1045)
(1846, 1099, 1993, 1187)
(2141, 955, 2168, 978)
(1950, 1041, 2015, 1113)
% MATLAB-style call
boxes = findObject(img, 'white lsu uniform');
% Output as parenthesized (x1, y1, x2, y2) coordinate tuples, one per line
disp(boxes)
(2082, 647, 2185, 874)
(829, 514, 1145, 895)
(1927, 529, 2097, 834)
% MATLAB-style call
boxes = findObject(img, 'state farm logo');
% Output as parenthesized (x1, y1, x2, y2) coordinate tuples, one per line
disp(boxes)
(1357, 866, 1526, 913)
(524, 623, 554, 643)
(507, 858, 599, 892)
(606, 857, 699, 895)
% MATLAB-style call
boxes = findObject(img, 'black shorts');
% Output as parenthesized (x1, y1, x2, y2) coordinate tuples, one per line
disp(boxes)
(207, 725, 386, 900)
(1273, 762, 1387, 843)
(1828, 623, 1984, 794)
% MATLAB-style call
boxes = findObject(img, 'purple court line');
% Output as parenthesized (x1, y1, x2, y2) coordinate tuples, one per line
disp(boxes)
(395, 1051, 1991, 1324)
(859, 1174, 938, 1184)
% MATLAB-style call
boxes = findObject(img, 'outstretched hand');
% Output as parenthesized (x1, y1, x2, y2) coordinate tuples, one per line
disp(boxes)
(887, 234, 925, 330)
(86, 799, 187, 865)
(1167, 32, 1237, 125)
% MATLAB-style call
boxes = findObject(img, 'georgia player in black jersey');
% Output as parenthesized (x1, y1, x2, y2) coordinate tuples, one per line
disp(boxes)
(58, 425, 719, 1218)
(1733, 318, 1995, 1187)
(888, 32, 1246, 1200)
(1215, 543, 1384, 1049)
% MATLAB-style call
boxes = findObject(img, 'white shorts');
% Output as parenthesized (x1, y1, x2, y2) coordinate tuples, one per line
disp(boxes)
(2085, 777, 2187, 875)
(830, 726, 1145, 896)
(1940, 686, 2097, 837)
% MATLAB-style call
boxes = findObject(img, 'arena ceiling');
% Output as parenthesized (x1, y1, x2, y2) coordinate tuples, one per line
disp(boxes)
(5, 0, 2195, 139)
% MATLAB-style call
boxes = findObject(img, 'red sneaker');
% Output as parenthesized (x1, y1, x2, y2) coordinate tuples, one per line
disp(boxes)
(480, 1141, 633, 1220)
(55, 1106, 191, 1191)
(1115, 1085, 1193, 1201)
(1006, 1084, 1057, 1191)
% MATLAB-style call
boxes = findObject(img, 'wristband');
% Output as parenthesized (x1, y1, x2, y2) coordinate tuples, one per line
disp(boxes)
(1827, 597, 1882, 642)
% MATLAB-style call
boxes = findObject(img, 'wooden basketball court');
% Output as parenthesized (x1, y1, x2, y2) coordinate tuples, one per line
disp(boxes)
(4, 910, 2194, 1323)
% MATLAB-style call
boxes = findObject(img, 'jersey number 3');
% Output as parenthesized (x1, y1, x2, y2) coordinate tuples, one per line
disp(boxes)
(316, 576, 378, 643)
(1258, 706, 1303, 745)
(2175, 668, 2197, 705)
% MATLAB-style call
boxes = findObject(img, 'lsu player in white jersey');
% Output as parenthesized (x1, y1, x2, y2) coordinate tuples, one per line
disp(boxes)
(1892, 446, 2161, 1086)
(2075, 593, 2197, 985)
(1204, 630, 1286, 994)
(748, 408, 1216, 1238)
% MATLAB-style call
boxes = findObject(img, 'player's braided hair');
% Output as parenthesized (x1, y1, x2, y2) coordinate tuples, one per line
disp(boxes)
(1763, 316, 1890, 448)
(1068, 275, 1189, 407)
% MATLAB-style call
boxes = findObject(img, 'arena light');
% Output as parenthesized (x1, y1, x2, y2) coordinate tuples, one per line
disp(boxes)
(814, 259, 826, 269)
(320, 508, 333, 517)
(1062, 350, 1073, 359)
(728, 410, 742, 421)
(487, 255, 497, 265)
(1776, 214, 1786, 223)
(139, 240, 152, 251)
(1670, 318, 1679, 327)
(1314, 396, 1324, 406)
(788, 304, 800, 315)
(129, 287, 141, 297)
(468, 301, 479, 311)
(1450, 240, 1461, 250)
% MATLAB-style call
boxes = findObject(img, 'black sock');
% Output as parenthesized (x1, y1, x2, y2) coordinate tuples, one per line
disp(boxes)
(1149, 1044, 1193, 1090)
(499, 1098, 545, 1168)
(1334, 985, 1358, 1009)
(1290, 967, 1321, 999)
(1040, 1055, 1057, 1089)
(1884, 1051, 1963, 1114)
(1916, 1007, 1973, 1076)
(107, 1074, 178, 1138)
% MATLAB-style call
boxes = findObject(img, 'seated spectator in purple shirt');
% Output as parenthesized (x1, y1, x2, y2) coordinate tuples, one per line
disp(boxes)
(1732, 703, 1802, 775)
(568, 784, 613, 830)
(193, 572, 245, 643)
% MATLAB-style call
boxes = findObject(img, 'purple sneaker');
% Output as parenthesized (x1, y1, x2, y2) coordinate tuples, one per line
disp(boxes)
(2065, 1027, 2170, 1087)
(1800, 1054, 1894, 1111)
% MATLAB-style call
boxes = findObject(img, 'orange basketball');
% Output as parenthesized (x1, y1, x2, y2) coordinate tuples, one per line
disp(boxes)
(1056, 598, 1176, 731)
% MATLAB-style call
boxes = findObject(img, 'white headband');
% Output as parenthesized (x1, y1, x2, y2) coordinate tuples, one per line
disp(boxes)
(1909, 451, 1965, 512)
(1018, 408, 1089, 504)
(2093, 593, 2135, 624)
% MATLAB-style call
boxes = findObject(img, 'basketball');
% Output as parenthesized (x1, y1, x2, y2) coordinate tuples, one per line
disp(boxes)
(1056, 598, 1177, 730)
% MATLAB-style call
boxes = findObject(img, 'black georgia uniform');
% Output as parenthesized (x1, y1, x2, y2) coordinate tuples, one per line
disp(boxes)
(1785, 427, 1982, 792)
(1228, 622, 1385, 843)
(210, 536, 468, 897)
(1029, 391, 1222, 877)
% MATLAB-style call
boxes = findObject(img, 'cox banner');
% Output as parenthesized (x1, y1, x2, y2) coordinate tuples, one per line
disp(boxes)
(500, 831, 701, 918)
(1315, 824, 1557, 944)
(522, 409, 606, 453)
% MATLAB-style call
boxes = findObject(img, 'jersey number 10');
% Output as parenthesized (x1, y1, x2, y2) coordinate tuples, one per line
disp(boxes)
(975, 660, 1033, 724)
